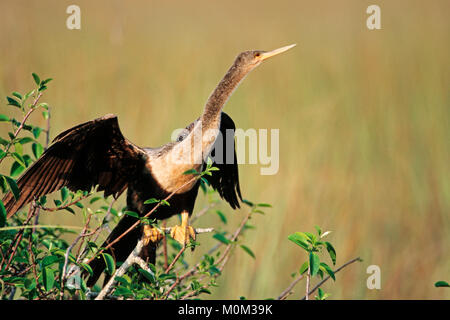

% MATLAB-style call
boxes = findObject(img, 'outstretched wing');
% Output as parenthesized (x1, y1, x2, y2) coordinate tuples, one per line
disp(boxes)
(2, 114, 146, 218)
(204, 112, 242, 209)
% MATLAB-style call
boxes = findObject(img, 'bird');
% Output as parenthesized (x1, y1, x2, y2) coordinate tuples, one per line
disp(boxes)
(2, 44, 295, 286)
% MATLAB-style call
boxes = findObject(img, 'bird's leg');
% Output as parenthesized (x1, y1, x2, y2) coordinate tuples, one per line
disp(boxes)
(142, 224, 164, 246)
(170, 211, 196, 248)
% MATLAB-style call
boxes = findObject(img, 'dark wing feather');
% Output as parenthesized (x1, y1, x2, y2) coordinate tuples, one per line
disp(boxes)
(3, 114, 146, 218)
(204, 112, 242, 209)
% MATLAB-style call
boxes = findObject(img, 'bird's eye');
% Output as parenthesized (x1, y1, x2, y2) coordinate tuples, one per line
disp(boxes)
(254, 52, 261, 57)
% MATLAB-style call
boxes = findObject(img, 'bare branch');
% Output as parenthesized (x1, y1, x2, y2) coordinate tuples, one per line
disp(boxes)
(277, 256, 362, 300)
(94, 226, 214, 300)
(95, 239, 146, 300)
(300, 257, 362, 300)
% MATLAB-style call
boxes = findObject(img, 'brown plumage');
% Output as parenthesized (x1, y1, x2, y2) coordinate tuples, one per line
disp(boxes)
(2, 115, 145, 218)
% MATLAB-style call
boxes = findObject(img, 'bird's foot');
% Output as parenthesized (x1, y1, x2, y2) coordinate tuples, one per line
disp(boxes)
(143, 224, 164, 246)
(170, 211, 196, 249)
(170, 224, 196, 248)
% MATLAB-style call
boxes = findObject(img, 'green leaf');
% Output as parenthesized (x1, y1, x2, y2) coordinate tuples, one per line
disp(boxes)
(42, 78, 53, 85)
(102, 253, 115, 275)
(325, 242, 337, 265)
(0, 137, 9, 146)
(0, 200, 6, 228)
(17, 137, 34, 145)
(304, 232, 316, 243)
(183, 169, 198, 175)
(160, 200, 170, 206)
(5, 176, 20, 200)
(12, 91, 22, 99)
(314, 225, 322, 236)
(89, 196, 102, 204)
(208, 266, 221, 276)
(10, 161, 25, 177)
(39, 195, 47, 206)
(124, 211, 139, 218)
(41, 255, 60, 267)
(6, 96, 21, 108)
(32, 143, 44, 159)
(81, 263, 93, 277)
(42, 267, 55, 292)
(215, 210, 227, 224)
(23, 89, 34, 101)
(240, 245, 255, 259)
(0, 114, 10, 122)
(32, 72, 41, 85)
(298, 262, 308, 275)
(60, 187, 69, 202)
(257, 203, 272, 208)
(14, 142, 23, 155)
(287, 232, 310, 251)
(11, 152, 26, 167)
(138, 268, 155, 284)
(315, 288, 329, 300)
(320, 262, 336, 281)
(213, 233, 231, 245)
(64, 207, 76, 214)
(114, 286, 133, 297)
(159, 273, 177, 281)
(32, 127, 42, 139)
(318, 287, 324, 299)
(114, 276, 130, 286)
(144, 198, 159, 204)
(309, 252, 320, 277)
(434, 281, 450, 288)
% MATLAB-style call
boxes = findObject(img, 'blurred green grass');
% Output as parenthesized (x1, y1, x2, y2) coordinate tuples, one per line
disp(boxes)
(0, 0, 448, 299)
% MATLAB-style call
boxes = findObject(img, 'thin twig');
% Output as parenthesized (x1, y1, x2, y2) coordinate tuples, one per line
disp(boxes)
(300, 257, 362, 300)
(44, 106, 50, 151)
(0, 92, 42, 167)
(38, 193, 90, 212)
(277, 274, 305, 300)
(216, 209, 252, 266)
(305, 264, 311, 300)
(162, 221, 168, 270)
(60, 214, 93, 299)
(3, 203, 38, 270)
(165, 247, 186, 274)
(190, 201, 218, 224)
(27, 226, 45, 298)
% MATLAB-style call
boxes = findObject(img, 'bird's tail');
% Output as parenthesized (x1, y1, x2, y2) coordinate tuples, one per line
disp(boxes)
(86, 215, 142, 287)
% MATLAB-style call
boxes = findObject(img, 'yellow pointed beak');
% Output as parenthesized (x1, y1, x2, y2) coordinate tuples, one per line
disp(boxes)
(259, 44, 296, 61)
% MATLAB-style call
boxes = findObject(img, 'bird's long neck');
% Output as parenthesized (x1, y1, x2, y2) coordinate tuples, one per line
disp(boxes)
(165, 61, 251, 171)
(201, 62, 249, 129)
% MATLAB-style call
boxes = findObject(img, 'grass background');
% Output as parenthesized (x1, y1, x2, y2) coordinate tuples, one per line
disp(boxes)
(0, 0, 448, 299)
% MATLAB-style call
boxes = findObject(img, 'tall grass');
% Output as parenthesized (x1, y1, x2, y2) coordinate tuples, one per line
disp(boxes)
(0, 0, 448, 299)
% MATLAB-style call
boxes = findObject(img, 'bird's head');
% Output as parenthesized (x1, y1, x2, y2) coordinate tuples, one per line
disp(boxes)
(233, 44, 296, 73)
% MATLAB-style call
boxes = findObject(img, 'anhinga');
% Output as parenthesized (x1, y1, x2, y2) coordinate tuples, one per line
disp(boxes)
(2, 44, 295, 285)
